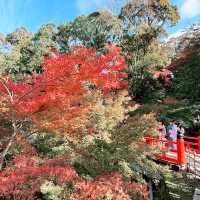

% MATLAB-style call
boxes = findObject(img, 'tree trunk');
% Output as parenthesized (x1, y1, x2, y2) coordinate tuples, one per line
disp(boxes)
(0, 121, 17, 171)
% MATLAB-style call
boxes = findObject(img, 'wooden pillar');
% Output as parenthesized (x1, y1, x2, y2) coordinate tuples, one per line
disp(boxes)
(177, 135, 186, 165)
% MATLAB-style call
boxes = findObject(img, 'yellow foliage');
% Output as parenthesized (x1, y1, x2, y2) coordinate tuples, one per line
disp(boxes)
(88, 90, 130, 134)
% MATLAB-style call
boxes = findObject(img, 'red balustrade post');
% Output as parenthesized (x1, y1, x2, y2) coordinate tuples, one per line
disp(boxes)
(144, 136, 154, 145)
(197, 136, 200, 153)
(177, 135, 186, 165)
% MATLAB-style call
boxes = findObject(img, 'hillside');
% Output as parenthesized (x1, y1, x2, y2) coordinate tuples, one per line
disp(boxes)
(0, 1, 200, 200)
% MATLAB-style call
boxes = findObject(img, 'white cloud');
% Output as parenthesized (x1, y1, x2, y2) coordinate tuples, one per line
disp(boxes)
(76, 0, 116, 14)
(181, 0, 200, 18)
(165, 30, 185, 42)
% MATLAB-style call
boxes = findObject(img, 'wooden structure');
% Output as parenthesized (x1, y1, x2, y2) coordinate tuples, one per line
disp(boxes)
(144, 135, 200, 168)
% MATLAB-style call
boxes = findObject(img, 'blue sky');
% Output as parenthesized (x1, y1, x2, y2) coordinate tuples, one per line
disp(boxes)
(0, 0, 200, 36)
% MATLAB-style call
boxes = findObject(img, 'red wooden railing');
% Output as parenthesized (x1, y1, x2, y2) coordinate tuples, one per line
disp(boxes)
(183, 136, 200, 153)
(144, 135, 200, 165)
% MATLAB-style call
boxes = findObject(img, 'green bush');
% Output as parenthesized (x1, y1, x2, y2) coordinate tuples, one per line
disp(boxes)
(32, 133, 72, 158)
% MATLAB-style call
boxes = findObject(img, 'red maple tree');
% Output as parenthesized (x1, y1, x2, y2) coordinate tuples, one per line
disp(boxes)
(0, 155, 148, 200)
(0, 44, 127, 169)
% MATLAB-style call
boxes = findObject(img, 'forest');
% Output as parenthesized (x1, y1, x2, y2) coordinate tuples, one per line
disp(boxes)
(0, 0, 200, 199)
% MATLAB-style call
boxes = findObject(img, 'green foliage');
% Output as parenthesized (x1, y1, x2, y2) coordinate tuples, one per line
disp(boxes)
(128, 99, 200, 134)
(128, 40, 172, 101)
(158, 101, 200, 132)
(88, 90, 129, 134)
(120, 111, 158, 138)
(40, 180, 78, 200)
(130, 158, 163, 183)
(163, 171, 199, 200)
(170, 26, 200, 102)
(0, 27, 33, 76)
(0, 24, 58, 79)
(56, 12, 119, 52)
(40, 181, 63, 200)
(73, 162, 93, 180)
(72, 110, 161, 184)
(120, 0, 180, 29)
(172, 52, 200, 102)
(32, 133, 72, 158)
(76, 139, 119, 178)
(119, 0, 179, 100)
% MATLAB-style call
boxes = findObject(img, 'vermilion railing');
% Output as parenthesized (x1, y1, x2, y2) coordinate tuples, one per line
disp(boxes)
(144, 135, 200, 165)
(183, 136, 200, 153)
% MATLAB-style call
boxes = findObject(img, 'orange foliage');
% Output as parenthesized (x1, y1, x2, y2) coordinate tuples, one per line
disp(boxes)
(0, 44, 128, 136)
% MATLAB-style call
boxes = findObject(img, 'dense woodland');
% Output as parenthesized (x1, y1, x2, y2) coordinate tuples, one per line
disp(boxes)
(0, 0, 200, 199)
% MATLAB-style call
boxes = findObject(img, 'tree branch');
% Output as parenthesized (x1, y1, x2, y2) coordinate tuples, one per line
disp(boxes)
(0, 121, 17, 170)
